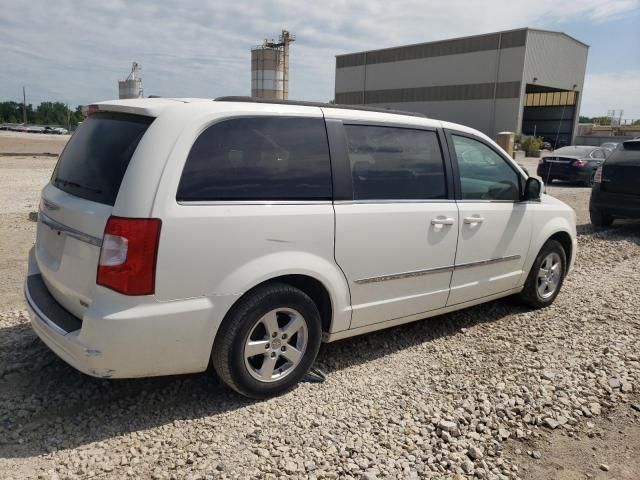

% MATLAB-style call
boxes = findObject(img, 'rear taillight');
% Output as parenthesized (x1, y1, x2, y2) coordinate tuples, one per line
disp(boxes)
(538, 158, 545, 165)
(593, 166, 603, 184)
(573, 159, 588, 167)
(97, 216, 161, 295)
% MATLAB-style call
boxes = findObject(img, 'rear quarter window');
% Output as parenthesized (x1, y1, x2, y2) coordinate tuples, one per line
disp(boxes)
(177, 116, 332, 201)
(52, 112, 153, 205)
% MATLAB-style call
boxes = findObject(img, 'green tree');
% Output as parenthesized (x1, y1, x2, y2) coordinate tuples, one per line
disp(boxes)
(578, 115, 612, 125)
(0, 101, 85, 127)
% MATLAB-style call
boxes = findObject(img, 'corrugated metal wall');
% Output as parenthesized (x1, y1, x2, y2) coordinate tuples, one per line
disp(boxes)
(334, 29, 527, 137)
(520, 31, 588, 143)
(334, 29, 588, 141)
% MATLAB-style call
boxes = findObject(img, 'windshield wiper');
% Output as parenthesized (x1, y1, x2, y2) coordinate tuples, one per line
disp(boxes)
(54, 178, 103, 194)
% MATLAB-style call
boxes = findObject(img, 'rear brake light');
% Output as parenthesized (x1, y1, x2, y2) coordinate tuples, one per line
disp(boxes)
(573, 159, 588, 167)
(97, 217, 161, 295)
(538, 158, 545, 165)
(593, 166, 603, 184)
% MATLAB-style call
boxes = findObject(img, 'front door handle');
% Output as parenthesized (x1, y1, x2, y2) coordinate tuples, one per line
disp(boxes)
(431, 217, 455, 226)
(463, 215, 485, 224)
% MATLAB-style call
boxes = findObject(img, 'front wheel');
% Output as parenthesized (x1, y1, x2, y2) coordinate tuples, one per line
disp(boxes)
(517, 239, 567, 308)
(211, 283, 322, 399)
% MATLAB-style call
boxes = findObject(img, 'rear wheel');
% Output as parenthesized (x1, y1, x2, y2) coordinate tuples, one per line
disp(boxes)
(211, 283, 322, 398)
(583, 170, 596, 187)
(590, 208, 614, 227)
(518, 239, 566, 308)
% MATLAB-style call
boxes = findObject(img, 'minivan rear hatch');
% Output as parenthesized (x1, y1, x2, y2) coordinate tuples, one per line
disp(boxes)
(602, 140, 640, 196)
(36, 112, 153, 318)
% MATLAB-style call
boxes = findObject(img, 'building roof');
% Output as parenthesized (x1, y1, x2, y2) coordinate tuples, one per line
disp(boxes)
(335, 28, 588, 66)
(526, 28, 589, 48)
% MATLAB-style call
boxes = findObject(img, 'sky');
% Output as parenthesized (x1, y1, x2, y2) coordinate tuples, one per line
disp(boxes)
(1, 0, 639, 119)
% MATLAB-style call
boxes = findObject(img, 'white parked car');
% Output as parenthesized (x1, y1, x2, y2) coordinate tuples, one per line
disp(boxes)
(25, 98, 577, 398)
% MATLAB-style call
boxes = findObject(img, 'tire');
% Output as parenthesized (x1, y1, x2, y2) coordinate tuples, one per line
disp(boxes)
(590, 208, 614, 228)
(211, 283, 322, 399)
(518, 239, 567, 309)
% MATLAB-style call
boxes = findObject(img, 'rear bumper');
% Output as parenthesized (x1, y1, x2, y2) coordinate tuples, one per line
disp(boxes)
(25, 276, 108, 376)
(590, 186, 640, 219)
(537, 165, 592, 183)
(25, 248, 237, 378)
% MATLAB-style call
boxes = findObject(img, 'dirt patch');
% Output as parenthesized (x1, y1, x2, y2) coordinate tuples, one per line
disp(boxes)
(506, 397, 640, 479)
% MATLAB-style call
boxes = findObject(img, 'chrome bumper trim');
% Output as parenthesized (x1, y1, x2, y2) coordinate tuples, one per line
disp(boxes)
(39, 211, 103, 247)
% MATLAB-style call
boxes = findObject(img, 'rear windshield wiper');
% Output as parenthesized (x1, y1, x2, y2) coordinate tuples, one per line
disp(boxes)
(54, 178, 103, 194)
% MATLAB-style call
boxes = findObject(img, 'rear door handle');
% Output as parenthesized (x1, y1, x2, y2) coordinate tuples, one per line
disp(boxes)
(463, 216, 485, 224)
(431, 217, 455, 226)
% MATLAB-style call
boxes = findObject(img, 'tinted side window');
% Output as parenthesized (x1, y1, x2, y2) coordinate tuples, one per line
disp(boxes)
(344, 125, 447, 200)
(177, 117, 332, 201)
(452, 135, 520, 201)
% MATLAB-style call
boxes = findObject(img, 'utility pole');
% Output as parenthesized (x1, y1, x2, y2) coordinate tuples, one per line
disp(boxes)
(22, 86, 27, 125)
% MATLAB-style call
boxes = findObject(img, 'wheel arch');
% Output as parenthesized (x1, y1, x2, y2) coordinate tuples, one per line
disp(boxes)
(219, 271, 346, 338)
(520, 215, 576, 288)
(252, 274, 333, 334)
(548, 230, 573, 271)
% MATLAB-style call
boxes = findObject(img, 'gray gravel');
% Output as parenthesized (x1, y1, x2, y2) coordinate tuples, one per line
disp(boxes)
(0, 226, 638, 479)
(0, 152, 639, 479)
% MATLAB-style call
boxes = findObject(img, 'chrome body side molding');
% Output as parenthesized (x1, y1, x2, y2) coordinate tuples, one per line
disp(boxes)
(354, 255, 521, 284)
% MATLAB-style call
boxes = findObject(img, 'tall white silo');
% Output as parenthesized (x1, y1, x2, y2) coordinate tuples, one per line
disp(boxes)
(251, 30, 295, 100)
(118, 62, 144, 99)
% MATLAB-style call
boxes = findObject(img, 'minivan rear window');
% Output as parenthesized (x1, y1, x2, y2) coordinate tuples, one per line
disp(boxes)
(52, 112, 153, 205)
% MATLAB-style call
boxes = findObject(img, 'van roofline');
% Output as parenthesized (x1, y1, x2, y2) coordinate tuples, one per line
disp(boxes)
(214, 96, 428, 119)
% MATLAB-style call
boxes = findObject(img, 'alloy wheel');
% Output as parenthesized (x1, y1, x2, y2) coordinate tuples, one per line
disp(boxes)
(243, 308, 308, 383)
(537, 252, 562, 299)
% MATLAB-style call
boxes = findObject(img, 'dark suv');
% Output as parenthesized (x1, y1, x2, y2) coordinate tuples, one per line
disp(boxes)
(590, 139, 640, 227)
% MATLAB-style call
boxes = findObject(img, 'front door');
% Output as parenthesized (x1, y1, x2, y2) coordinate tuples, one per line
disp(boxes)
(333, 124, 459, 329)
(447, 133, 533, 305)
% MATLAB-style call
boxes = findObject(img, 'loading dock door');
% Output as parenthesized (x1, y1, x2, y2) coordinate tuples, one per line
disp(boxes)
(521, 87, 577, 148)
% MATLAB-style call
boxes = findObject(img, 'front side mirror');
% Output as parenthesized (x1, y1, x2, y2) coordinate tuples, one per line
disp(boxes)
(523, 177, 542, 201)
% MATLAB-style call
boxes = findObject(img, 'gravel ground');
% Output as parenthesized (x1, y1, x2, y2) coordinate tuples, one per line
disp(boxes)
(0, 131, 69, 155)
(1, 141, 639, 479)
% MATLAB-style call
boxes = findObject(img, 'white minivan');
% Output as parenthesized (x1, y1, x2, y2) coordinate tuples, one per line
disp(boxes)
(25, 98, 576, 398)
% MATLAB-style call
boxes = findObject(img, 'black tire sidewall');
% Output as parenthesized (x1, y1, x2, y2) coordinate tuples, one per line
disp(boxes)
(590, 208, 613, 227)
(522, 240, 567, 307)
(223, 286, 322, 398)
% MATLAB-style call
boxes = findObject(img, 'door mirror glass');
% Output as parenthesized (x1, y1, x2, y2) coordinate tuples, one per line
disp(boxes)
(523, 177, 542, 201)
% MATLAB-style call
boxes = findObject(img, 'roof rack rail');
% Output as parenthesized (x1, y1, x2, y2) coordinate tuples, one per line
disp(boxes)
(214, 96, 427, 118)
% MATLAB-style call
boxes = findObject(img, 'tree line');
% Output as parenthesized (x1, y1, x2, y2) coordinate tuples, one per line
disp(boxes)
(0, 101, 84, 127)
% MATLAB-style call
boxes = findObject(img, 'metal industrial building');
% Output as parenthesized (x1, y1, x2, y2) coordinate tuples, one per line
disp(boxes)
(335, 28, 588, 145)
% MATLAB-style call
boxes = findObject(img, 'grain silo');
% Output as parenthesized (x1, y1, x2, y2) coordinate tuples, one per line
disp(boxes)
(251, 30, 295, 100)
(118, 62, 144, 99)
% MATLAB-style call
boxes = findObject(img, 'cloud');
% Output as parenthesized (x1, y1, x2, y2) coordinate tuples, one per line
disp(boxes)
(0, 0, 637, 115)
(582, 71, 640, 119)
